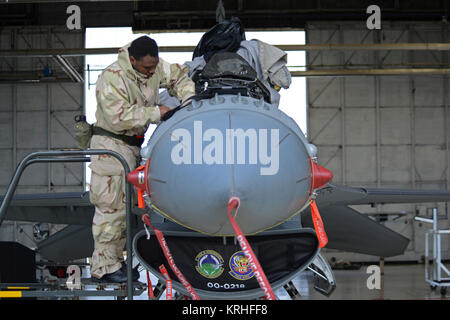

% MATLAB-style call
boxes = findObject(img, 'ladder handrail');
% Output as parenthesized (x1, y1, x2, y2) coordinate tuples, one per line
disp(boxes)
(0, 150, 136, 300)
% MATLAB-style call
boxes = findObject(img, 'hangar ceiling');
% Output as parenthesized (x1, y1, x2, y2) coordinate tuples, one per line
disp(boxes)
(0, 0, 449, 31)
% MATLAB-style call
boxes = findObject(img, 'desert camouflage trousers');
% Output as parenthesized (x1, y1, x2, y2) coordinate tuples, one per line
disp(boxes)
(89, 134, 140, 279)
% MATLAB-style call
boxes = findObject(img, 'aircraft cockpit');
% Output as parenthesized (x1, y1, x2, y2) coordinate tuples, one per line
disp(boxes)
(193, 52, 271, 103)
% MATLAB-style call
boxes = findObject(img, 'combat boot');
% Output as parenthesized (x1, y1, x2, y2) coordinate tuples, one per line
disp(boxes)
(91, 267, 128, 283)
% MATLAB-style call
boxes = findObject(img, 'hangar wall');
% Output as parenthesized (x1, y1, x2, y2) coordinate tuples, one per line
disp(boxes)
(0, 26, 84, 194)
(306, 21, 450, 262)
(0, 26, 85, 247)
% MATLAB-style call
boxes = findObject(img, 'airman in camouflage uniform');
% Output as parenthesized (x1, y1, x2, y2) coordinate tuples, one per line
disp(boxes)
(89, 36, 195, 282)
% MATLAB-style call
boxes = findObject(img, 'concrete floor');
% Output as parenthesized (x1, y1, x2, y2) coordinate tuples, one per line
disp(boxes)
(276, 263, 450, 300)
(127, 263, 450, 300)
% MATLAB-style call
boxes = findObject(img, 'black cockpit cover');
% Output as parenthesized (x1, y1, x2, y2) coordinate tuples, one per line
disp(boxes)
(199, 52, 257, 81)
(193, 16, 246, 62)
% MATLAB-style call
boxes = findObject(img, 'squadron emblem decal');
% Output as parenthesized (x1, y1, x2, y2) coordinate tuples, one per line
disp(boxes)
(229, 251, 255, 281)
(195, 250, 224, 279)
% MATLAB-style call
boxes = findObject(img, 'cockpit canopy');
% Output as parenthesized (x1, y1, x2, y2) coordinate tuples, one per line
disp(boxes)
(199, 52, 257, 81)
(194, 52, 271, 103)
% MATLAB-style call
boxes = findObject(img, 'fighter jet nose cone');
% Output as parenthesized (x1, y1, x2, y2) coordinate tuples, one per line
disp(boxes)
(139, 94, 316, 235)
(311, 161, 333, 190)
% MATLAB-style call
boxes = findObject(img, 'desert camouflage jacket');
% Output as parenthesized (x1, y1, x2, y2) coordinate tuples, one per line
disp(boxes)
(94, 43, 195, 136)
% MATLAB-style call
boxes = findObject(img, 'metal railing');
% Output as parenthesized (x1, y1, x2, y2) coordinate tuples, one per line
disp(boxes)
(0, 150, 136, 300)
(415, 208, 450, 295)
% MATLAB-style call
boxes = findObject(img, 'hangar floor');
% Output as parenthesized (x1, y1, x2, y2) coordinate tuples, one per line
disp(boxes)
(116, 263, 449, 300)
(280, 263, 449, 300)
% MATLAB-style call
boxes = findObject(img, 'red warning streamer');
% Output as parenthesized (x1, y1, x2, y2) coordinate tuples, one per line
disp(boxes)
(227, 196, 276, 300)
(310, 200, 328, 248)
(159, 264, 173, 300)
(146, 270, 154, 299)
(142, 214, 200, 300)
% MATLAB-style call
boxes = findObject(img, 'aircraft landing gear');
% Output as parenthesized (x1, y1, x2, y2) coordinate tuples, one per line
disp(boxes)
(283, 281, 302, 300)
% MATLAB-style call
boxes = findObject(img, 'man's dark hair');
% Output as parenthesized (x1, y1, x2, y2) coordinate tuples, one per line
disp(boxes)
(128, 36, 159, 60)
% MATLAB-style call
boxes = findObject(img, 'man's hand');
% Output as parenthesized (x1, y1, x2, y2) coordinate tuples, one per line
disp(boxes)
(158, 105, 171, 118)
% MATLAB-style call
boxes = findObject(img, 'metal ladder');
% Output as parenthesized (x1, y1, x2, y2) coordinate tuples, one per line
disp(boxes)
(416, 208, 450, 296)
(0, 150, 140, 300)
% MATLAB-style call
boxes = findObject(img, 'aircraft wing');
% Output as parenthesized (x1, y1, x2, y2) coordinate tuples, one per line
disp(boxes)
(2, 184, 449, 261)
(0, 192, 94, 262)
(0, 192, 94, 226)
(301, 183, 450, 257)
(4, 184, 448, 226)
(315, 183, 450, 207)
(301, 205, 410, 257)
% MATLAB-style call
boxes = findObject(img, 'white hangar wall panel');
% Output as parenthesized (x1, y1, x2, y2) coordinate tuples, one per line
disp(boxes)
(305, 22, 450, 262)
(0, 26, 85, 195)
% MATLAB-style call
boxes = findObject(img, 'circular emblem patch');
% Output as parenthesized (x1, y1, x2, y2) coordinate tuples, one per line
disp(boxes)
(195, 250, 224, 279)
(229, 251, 254, 281)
